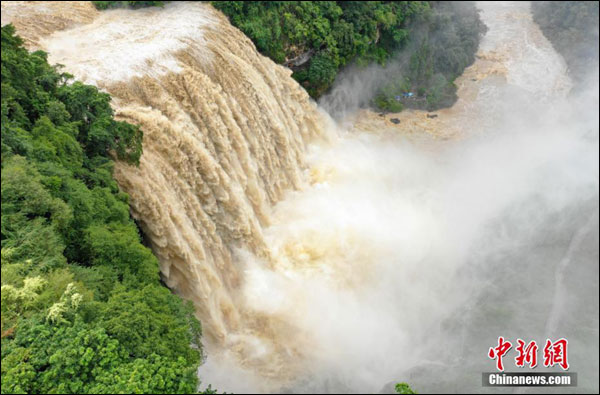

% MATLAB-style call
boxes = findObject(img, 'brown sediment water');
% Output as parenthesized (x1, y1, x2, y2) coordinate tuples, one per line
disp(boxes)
(351, 1, 571, 138)
(1, 0, 332, 385)
(3, 2, 596, 394)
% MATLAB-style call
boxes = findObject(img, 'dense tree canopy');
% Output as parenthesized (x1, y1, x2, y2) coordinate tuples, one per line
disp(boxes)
(212, 1, 429, 98)
(372, 1, 485, 111)
(213, 1, 486, 111)
(1, 24, 205, 394)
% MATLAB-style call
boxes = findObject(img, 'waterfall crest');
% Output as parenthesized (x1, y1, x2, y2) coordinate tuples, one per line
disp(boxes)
(1, 1, 328, 371)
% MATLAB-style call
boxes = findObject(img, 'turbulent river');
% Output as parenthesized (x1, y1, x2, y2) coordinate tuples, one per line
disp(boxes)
(2, 1, 598, 393)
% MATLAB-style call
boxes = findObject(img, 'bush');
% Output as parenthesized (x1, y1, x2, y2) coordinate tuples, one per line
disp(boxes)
(213, 1, 485, 112)
(1, 24, 204, 394)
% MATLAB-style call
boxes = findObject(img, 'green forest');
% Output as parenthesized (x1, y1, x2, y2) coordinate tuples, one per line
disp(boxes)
(212, 1, 430, 98)
(212, 1, 486, 112)
(0, 25, 209, 394)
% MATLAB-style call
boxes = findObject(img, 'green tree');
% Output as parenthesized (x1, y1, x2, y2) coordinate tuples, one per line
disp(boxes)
(212, 1, 430, 98)
(396, 382, 417, 394)
(2, 24, 206, 394)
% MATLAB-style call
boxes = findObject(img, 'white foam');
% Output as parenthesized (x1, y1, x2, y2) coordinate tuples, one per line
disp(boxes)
(40, 2, 219, 85)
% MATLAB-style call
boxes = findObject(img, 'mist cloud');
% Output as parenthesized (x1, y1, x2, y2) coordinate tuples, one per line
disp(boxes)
(202, 2, 599, 393)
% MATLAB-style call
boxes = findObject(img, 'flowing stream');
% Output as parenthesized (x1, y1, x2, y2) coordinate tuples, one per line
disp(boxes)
(2, 1, 597, 393)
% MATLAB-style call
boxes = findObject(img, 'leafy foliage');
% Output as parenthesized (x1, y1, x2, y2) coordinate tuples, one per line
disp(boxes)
(212, 1, 429, 98)
(93, 1, 166, 10)
(395, 382, 417, 394)
(371, 1, 486, 111)
(1, 24, 204, 394)
(213, 1, 485, 111)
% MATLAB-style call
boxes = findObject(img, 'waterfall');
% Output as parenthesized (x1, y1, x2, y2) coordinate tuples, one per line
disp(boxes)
(2, 1, 330, 379)
(3, 2, 597, 393)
